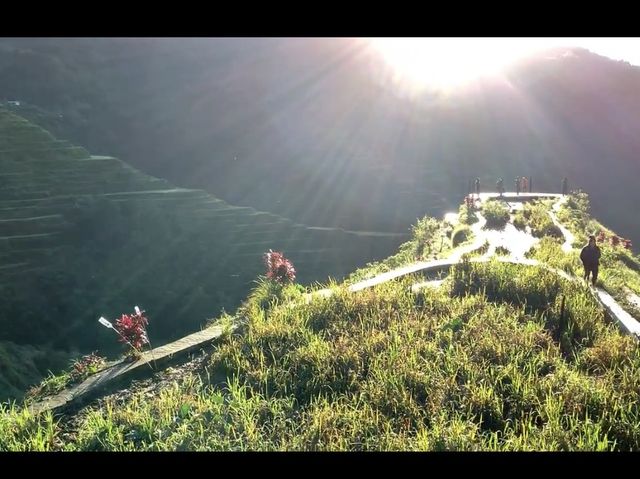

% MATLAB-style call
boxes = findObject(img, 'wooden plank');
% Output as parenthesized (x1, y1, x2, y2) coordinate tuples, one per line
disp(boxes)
(28, 323, 237, 416)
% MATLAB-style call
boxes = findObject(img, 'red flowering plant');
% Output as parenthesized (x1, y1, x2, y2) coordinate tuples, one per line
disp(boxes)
(263, 249, 296, 284)
(610, 235, 621, 247)
(464, 195, 476, 210)
(113, 307, 150, 358)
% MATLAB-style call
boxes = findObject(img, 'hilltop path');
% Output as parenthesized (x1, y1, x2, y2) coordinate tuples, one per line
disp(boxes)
(312, 192, 640, 338)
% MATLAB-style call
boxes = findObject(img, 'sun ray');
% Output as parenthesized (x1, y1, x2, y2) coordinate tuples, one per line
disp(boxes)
(368, 38, 580, 94)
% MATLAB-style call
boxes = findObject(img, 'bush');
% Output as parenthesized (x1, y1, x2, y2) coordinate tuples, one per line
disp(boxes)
(513, 214, 527, 231)
(514, 201, 563, 239)
(70, 352, 107, 382)
(411, 217, 442, 258)
(263, 250, 296, 284)
(483, 200, 510, 230)
(114, 308, 150, 355)
(468, 240, 490, 257)
(451, 225, 472, 247)
(458, 203, 478, 225)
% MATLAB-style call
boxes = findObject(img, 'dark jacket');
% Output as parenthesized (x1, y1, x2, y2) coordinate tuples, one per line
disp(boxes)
(580, 244, 601, 268)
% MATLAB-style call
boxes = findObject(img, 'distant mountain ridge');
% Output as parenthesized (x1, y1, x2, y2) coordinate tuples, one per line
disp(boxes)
(0, 38, 638, 245)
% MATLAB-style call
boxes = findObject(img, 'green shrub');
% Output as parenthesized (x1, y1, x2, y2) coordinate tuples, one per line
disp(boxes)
(483, 200, 510, 230)
(468, 240, 490, 257)
(514, 201, 563, 239)
(451, 225, 472, 247)
(458, 203, 478, 225)
(412, 217, 442, 258)
(513, 214, 527, 231)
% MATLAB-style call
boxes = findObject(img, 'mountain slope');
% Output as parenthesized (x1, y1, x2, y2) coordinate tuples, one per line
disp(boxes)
(0, 108, 404, 401)
(0, 39, 639, 245)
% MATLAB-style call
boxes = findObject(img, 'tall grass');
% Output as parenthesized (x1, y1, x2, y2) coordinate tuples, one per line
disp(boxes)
(3, 193, 640, 451)
(4, 264, 639, 450)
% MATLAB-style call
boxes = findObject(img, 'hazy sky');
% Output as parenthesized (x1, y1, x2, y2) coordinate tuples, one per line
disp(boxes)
(369, 37, 640, 91)
(522, 37, 640, 65)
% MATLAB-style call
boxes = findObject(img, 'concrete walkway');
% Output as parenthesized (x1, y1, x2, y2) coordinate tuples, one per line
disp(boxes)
(595, 289, 640, 336)
(549, 196, 575, 253)
(309, 193, 640, 340)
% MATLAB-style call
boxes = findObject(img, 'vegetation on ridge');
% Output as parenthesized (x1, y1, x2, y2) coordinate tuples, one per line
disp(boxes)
(3, 191, 640, 451)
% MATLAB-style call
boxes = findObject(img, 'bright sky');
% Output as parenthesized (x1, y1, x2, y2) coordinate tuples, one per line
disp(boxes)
(557, 37, 640, 65)
(369, 37, 640, 92)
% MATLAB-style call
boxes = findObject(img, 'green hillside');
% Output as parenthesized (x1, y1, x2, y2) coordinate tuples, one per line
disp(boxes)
(0, 108, 404, 401)
(3, 192, 640, 451)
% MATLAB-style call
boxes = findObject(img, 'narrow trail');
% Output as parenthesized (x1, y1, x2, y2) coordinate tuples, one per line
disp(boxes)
(310, 192, 640, 339)
(547, 197, 639, 332)
(549, 195, 575, 252)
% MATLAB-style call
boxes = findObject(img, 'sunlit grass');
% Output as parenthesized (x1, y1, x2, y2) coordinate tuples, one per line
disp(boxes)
(3, 262, 640, 450)
(3, 192, 640, 451)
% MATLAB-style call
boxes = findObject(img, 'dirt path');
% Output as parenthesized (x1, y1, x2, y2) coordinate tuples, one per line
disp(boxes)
(549, 196, 575, 252)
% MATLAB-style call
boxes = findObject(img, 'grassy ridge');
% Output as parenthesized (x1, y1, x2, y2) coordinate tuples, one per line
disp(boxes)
(2, 191, 640, 451)
(3, 261, 640, 451)
(347, 216, 453, 284)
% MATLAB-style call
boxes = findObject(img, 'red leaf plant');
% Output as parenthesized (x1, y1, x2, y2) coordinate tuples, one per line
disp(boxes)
(263, 249, 296, 284)
(70, 352, 106, 382)
(464, 195, 476, 209)
(114, 308, 149, 353)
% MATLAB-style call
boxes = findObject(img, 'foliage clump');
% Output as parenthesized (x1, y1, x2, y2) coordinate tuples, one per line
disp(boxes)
(482, 200, 510, 230)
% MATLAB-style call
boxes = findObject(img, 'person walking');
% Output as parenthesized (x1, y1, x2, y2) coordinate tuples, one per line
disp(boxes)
(475, 177, 480, 197)
(515, 177, 520, 195)
(561, 177, 568, 196)
(497, 178, 504, 197)
(580, 234, 601, 287)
